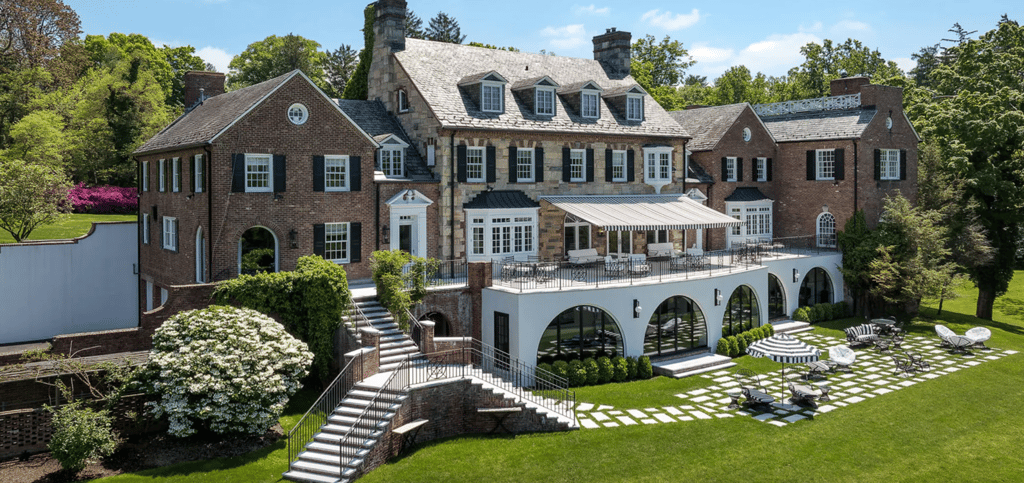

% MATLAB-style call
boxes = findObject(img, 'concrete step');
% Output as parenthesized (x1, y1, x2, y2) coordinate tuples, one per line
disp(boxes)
(772, 320, 813, 335)
(282, 469, 346, 483)
(304, 441, 371, 457)
(652, 353, 736, 378)
(290, 460, 357, 479)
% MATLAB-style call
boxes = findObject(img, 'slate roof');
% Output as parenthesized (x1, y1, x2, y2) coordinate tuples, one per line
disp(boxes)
(135, 71, 296, 155)
(394, 39, 689, 138)
(463, 190, 541, 210)
(669, 104, 748, 151)
(336, 99, 434, 181)
(686, 159, 714, 184)
(724, 187, 772, 202)
(761, 109, 876, 142)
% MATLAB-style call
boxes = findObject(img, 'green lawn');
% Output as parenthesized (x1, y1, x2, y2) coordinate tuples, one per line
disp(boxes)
(96, 271, 1022, 482)
(0, 213, 136, 244)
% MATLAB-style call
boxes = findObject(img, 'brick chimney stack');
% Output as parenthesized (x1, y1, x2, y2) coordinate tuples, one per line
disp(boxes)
(830, 76, 871, 96)
(593, 28, 632, 78)
(183, 71, 225, 109)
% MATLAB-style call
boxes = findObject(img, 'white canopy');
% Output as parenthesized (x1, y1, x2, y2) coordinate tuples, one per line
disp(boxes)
(540, 194, 742, 231)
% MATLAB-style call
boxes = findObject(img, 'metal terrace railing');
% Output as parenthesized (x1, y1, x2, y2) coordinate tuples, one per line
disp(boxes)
(403, 259, 469, 291)
(752, 93, 861, 117)
(333, 357, 410, 469)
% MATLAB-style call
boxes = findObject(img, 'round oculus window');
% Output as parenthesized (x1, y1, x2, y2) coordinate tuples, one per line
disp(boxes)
(885, 116, 893, 130)
(742, 127, 752, 142)
(287, 103, 308, 125)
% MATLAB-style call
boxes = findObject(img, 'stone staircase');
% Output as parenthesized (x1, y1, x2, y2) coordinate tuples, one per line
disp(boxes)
(343, 292, 422, 372)
(652, 349, 736, 378)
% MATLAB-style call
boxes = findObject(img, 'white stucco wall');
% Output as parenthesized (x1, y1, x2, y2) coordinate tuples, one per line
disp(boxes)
(0, 222, 139, 344)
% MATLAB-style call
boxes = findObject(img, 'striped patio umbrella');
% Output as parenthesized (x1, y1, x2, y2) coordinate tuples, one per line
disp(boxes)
(746, 334, 821, 400)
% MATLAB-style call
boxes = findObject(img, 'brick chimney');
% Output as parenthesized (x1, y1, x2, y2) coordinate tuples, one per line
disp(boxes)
(593, 28, 632, 78)
(184, 71, 225, 109)
(374, 0, 407, 53)
(830, 76, 871, 97)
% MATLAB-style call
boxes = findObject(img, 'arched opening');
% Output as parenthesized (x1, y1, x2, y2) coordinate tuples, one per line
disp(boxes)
(420, 312, 452, 337)
(195, 226, 206, 283)
(723, 285, 759, 336)
(537, 305, 622, 364)
(238, 227, 277, 275)
(816, 212, 836, 248)
(768, 273, 786, 319)
(799, 267, 833, 307)
(644, 296, 707, 358)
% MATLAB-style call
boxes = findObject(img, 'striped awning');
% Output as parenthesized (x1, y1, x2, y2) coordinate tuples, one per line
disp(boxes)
(539, 194, 742, 231)
(746, 334, 821, 364)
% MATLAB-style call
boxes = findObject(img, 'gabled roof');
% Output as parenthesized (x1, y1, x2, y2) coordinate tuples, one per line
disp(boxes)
(336, 99, 434, 181)
(686, 159, 714, 184)
(557, 80, 603, 94)
(394, 39, 689, 138)
(724, 187, 772, 202)
(669, 103, 750, 151)
(761, 109, 876, 142)
(463, 190, 541, 210)
(602, 85, 646, 97)
(511, 75, 560, 90)
(458, 70, 508, 86)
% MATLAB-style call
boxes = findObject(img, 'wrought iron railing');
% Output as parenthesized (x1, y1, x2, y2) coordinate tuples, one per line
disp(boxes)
(752, 93, 860, 117)
(334, 357, 410, 469)
(287, 351, 363, 467)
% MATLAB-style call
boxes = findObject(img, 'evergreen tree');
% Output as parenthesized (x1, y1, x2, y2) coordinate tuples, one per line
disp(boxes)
(342, 4, 374, 100)
(424, 12, 466, 44)
(405, 10, 425, 40)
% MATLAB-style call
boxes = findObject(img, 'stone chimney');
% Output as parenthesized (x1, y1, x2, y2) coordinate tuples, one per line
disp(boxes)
(375, 0, 407, 53)
(830, 76, 871, 97)
(183, 71, 225, 108)
(593, 28, 632, 77)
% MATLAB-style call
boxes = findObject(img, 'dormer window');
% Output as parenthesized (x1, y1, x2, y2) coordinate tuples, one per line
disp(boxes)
(581, 90, 599, 118)
(460, 71, 508, 114)
(535, 87, 555, 116)
(626, 94, 643, 121)
(481, 82, 503, 112)
(398, 89, 409, 113)
(512, 76, 560, 118)
(376, 134, 409, 178)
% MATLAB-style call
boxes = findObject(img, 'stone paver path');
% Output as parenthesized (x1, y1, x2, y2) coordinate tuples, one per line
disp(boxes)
(573, 332, 1017, 428)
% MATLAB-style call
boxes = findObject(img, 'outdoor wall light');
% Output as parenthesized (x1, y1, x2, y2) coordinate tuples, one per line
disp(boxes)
(793, 268, 800, 283)
(633, 299, 642, 318)
(381, 224, 390, 244)
(288, 229, 298, 249)
(714, 289, 722, 306)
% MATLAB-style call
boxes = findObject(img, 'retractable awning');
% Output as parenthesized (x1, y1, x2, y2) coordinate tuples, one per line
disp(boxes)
(540, 194, 742, 231)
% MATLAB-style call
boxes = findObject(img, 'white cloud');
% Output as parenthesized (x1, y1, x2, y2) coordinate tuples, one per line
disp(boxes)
(690, 43, 734, 64)
(830, 19, 872, 37)
(197, 46, 233, 73)
(540, 24, 588, 50)
(640, 9, 700, 31)
(732, 32, 822, 76)
(892, 57, 915, 73)
(573, 4, 609, 16)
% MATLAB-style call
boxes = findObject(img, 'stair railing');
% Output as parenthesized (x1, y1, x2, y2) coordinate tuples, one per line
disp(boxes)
(287, 350, 363, 467)
(335, 357, 411, 471)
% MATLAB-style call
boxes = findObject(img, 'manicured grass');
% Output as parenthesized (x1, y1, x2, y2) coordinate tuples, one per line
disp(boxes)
(0, 213, 136, 244)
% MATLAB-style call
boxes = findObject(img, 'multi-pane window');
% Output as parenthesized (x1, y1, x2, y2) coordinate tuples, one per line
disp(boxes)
(535, 88, 554, 116)
(570, 149, 585, 182)
(514, 217, 534, 252)
(564, 214, 591, 252)
(731, 208, 742, 236)
(245, 154, 272, 192)
(581, 91, 599, 118)
(476, 215, 534, 257)
(325, 155, 348, 191)
(755, 157, 767, 182)
(193, 154, 204, 193)
(611, 150, 626, 182)
(324, 222, 349, 262)
(380, 148, 403, 177)
(491, 218, 512, 255)
(817, 212, 836, 248)
(516, 148, 534, 182)
(728, 203, 773, 246)
(162, 216, 177, 250)
(471, 218, 485, 255)
(880, 149, 900, 180)
(466, 147, 485, 182)
(481, 83, 502, 112)
(627, 95, 643, 121)
(172, 158, 181, 192)
(398, 90, 409, 112)
(141, 213, 150, 244)
(158, 159, 166, 192)
(746, 207, 771, 236)
(141, 161, 149, 191)
(725, 157, 737, 182)
(816, 149, 835, 180)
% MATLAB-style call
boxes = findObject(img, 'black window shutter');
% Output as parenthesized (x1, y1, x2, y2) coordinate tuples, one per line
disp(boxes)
(165, 159, 171, 191)
(605, 149, 613, 182)
(313, 224, 325, 257)
(231, 154, 245, 192)
(189, 157, 196, 194)
(835, 149, 845, 180)
(457, 145, 467, 182)
(873, 149, 881, 180)
(806, 151, 815, 180)
(273, 155, 286, 192)
(767, 158, 773, 181)
(172, 219, 179, 252)
(751, 158, 758, 181)
(508, 146, 517, 183)
(721, 157, 728, 181)
(350, 222, 362, 263)
(313, 155, 325, 192)
(562, 147, 571, 182)
(585, 149, 595, 182)
(627, 149, 635, 182)
(486, 145, 497, 183)
(737, 157, 743, 182)
(535, 147, 544, 182)
(899, 149, 907, 181)
(155, 207, 161, 245)
(351, 156, 361, 191)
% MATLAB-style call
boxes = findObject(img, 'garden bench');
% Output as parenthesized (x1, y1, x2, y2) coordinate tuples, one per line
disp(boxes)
(393, 418, 429, 451)
(477, 407, 521, 434)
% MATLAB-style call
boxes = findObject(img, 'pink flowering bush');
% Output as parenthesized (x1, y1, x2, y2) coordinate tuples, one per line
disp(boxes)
(68, 183, 137, 214)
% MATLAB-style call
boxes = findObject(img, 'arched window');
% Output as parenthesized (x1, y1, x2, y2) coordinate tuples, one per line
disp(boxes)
(768, 273, 786, 319)
(644, 296, 707, 357)
(537, 306, 622, 364)
(799, 267, 833, 307)
(723, 285, 759, 336)
(195, 226, 206, 283)
(817, 212, 836, 248)
(563, 214, 591, 254)
(239, 227, 277, 275)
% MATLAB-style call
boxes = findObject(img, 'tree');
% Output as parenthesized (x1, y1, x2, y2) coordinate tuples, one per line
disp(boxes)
(160, 45, 211, 109)
(467, 42, 519, 52)
(343, 4, 374, 100)
(0, 158, 71, 242)
(84, 33, 175, 103)
(227, 34, 327, 91)
(837, 210, 879, 316)
(920, 19, 1024, 319)
(0, 66, 51, 148)
(405, 9, 425, 39)
(909, 44, 942, 89)
(631, 34, 694, 87)
(323, 44, 357, 98)
(2, 109, 68, 166)
(787, 38, 904, 98)
(424, 12, 466, 44)
(0, 0, 81, 69)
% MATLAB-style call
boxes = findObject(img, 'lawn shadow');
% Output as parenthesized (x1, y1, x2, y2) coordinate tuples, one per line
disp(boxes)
(917, 307, 1024, 337)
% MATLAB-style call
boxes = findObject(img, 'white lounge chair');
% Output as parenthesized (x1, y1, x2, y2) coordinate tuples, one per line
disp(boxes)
(935, 324, 956, 348)
(965, 327, 992, 350)
(827, 345, 857, 373)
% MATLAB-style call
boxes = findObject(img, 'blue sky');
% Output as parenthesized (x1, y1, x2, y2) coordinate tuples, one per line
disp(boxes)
(67, 0, 1016, 82)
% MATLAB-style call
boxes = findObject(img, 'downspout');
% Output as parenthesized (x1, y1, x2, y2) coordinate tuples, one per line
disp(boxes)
(205, 146, 213, 283)
(375, 174, 380, 252)
(449, 131, 456, 261)
(134, 156, 142, 326)
(852, 140, 859, 214)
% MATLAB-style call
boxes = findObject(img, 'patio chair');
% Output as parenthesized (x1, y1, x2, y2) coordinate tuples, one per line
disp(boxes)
(890, 333, 905, 351)
(891, 355, 915, 376)
(965, 327, 992, 350)
(734, 369, 775, 409)
(787, 382, 821, 408)
(627, 254, 651, 276)
(935, 324, 955, 348)
(603, 256, 626, 278)
(826, 345, 857, 373)
(903, 351, 931, 372)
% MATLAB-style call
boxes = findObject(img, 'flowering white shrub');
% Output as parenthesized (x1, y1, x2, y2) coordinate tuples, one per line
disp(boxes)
(145, 306, 314, 437)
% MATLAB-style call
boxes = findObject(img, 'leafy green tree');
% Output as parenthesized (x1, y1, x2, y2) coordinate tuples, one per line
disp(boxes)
(467, 42, 519, 52)
(84, 33, 174, 102)
(160, 45, 211, 109)
(424, 12, 466, 44)
(0, 158, 71, 242)
(323, 44, 357, 98)
(1, 109, 67, 166)
(631, 34, 694, 88)
(227, 34, 328, 91)
(704, 66, 773, 105)
(405, 9, 425, 39)
(0, 66, 50, 147)
(343, 4, 374, 100)
(787, 38, 904, 98)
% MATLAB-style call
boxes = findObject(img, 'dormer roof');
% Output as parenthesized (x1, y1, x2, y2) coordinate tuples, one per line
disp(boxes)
(458, 70, 508, 86)
(511, 75, 560, 90)
(557, 80, 603, 94)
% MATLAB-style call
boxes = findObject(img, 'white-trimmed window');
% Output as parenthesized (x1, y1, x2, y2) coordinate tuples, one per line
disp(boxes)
(471, 218, 485, 255)
(398, 89, 409, 113)
(158, 159, 166, 192)
(746, 207, 771, 237)
(611, 150, 627, 182)
(755, 157, 767, 182)
(816, 149, 835, 180)
(725, 157, 738, 182)
(481, 82, 503, 112)
(325, 155, 349, 191)
(380, 147, 404, 177)
(516, 148, 534, 182)
(880, 149, 900, 180)
(466, 147, 485, 182)
(287, 103, 308, 125)
(570, 149, 585, 182)
(245, 154, 272, 192)
(726, 201, 773, 247)
(645, 149, 671, 182)
(626, 94, 643, 121)
(581, 91, 599, 118)
(141, 213, 150, 244)
(193, 154, 204, 193)
(465, 209, 538, 261)
(162, 216, 178, 251)
(324, 222, 350, 263)
(817, 212, 837, 248)
(172, 158, 181, 192)
(141, 161, 149, 192)
(535, 88, 555, 116)
(564, 214, 591, 252)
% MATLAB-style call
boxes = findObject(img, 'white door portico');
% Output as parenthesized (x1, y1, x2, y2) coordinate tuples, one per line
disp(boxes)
(386, 189, 432, 257)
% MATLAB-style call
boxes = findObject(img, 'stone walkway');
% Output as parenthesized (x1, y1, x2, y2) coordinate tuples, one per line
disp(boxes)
(575, 332, 1017, 428)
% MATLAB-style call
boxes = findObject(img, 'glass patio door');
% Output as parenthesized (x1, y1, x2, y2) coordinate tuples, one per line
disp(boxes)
(607, 230, 632, 258)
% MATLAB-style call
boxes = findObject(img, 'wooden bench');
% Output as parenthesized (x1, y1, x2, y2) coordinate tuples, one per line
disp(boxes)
(477, 407, 522, 434)
(393, 418, 429, 450)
